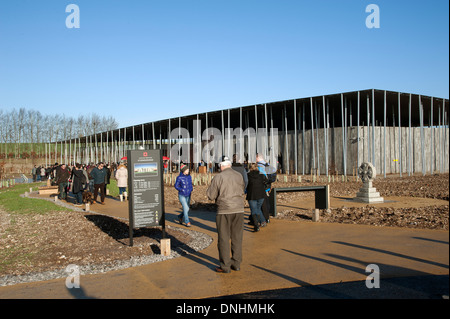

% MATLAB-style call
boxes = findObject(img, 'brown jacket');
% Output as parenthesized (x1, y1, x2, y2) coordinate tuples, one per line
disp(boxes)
(206, 167, 245, 214)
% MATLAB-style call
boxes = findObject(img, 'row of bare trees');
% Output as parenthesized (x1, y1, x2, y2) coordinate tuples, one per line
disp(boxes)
(0, 108, 119, 159)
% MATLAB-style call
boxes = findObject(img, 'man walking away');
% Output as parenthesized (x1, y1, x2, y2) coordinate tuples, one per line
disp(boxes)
(206, 158, 245, 273)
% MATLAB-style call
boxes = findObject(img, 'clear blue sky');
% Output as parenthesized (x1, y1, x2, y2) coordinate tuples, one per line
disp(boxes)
(0, 0, 448, 128)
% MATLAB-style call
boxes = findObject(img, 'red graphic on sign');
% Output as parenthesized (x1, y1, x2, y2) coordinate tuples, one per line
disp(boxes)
(143, 152, 148, 157)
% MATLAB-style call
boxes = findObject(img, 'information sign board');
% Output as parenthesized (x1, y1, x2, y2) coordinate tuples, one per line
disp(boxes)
(127, 149, 165, 245)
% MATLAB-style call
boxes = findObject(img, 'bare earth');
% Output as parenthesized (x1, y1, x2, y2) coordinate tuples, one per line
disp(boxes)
(0, 173, 448, 278)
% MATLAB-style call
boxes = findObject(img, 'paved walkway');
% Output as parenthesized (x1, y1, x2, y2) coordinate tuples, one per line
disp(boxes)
(0, 194, 448, 299)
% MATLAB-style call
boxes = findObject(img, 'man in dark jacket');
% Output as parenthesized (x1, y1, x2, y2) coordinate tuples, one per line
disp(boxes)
(90, 162, 107, 204)
(71, 163, 86, 206)
(207, 158, 245, 273)
(56, 164, 70, 201)
(231, 154, 248, 190)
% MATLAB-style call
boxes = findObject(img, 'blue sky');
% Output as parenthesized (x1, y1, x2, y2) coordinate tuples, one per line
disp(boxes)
(0, 0, 448, 128)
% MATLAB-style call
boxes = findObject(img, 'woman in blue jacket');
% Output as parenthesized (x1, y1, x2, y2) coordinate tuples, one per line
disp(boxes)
(174, 164, 193, 227)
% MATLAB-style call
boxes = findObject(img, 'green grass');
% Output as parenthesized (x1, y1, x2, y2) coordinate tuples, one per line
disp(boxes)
(0, 183, 72, 215)
(107, 179, 121, 197)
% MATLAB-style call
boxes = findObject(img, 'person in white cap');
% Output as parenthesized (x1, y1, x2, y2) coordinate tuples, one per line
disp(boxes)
(206, 157, 245, 273)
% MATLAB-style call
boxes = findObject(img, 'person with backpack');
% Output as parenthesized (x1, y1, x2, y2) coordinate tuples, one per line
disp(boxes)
(256, 153, 277, 223)
(246, 163, 269, 232)
(174, 163, 193, 227)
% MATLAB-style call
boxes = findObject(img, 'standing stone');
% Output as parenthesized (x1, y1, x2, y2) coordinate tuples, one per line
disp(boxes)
(353, 162, 384, 203)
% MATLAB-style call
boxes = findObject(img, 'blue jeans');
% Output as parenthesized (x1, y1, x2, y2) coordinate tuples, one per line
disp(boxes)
(248, 198, 266, 225)
(74, 191, 83, 204)
(178, 194, 191, 224)
(119, 187, 127, 195)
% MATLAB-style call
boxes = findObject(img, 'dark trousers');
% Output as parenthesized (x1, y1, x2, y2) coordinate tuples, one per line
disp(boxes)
(216, 213, 244, 271)
(93, 183, 105, 203)
(74, 191, 83, 204)
(261, 195, 271, 221)
(58, 182, 68, 200)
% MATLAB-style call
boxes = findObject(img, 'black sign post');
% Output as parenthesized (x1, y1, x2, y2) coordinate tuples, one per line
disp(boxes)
(127, 149, 165, 247)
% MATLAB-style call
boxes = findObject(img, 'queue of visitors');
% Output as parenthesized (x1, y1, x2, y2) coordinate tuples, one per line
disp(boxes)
(35, 161, 126, 207)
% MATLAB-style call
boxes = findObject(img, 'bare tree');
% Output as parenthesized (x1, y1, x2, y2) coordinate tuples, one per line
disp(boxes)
(0, 108, 119, 159)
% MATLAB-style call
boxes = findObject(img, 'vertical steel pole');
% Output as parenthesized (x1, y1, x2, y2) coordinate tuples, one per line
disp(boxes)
(294, 100, 298, 175)
(270, 106, 274, 165)
(302, 103, 305, 175)
(221, 110, 225, 156)
(344, 97, 347, 176)
(384, 90, 387, 177)
(419, 95, 425, 175)
(240, 107, 243, 163)
(178, 117, 181, 167)
(408, 94, 412, 176)
(142, 124, 145, 147)
(372, 89, 375, 168)
(323, 96, 328, 177)
(228, 109, 231, 158)
(284, 104, 289, 174)
(168, 119, 171, 172)
(310, 98, 315, 174)
(315, 101, 320, 176)
(367, 95, 370, 163)
(264, 103, 268, 161)
(205, 112, 209, 167)
(398, 92, 402, 177)
(341, 94, 345, 175)
(357, 91, 360, 170)
(132, 126, 135, 150)
(438, 107, 441, 173)
(430, 98, 434, 173)
(254, 105, 258, 156)
(152, 122, 156, 149)
(326, 99, 330, 176)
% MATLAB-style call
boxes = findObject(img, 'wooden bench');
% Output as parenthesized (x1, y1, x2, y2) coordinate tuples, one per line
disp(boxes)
(38, 186, 59, 195)
(268, 185, 330, 219)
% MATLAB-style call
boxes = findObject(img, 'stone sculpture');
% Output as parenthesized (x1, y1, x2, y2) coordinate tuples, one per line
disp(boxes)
(353, 162, 384, 203)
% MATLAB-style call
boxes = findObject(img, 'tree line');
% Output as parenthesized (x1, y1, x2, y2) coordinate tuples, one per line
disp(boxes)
(0, 108, 119, 159)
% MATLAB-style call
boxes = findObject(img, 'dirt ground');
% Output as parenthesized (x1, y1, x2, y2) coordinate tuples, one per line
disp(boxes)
(0, 207, 192, 277)
(176, 173, 449, 231)
(0, 173, 448, 277)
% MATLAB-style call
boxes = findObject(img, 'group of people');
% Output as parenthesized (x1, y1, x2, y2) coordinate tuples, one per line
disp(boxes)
(174, 153, 275, 273)
(47, 161, 128, 207)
